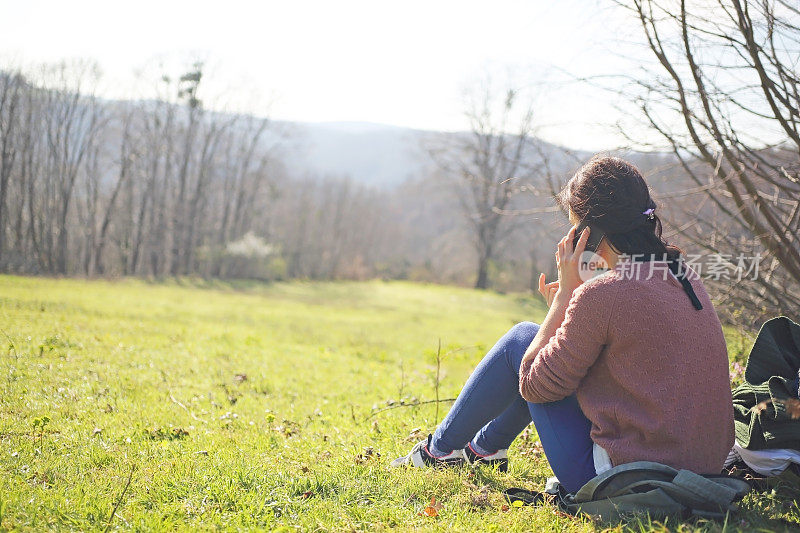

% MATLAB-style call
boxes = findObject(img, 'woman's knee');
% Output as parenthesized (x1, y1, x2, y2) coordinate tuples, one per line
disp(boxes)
(502, 321, 540, 365)
(507, 321, 539, 346)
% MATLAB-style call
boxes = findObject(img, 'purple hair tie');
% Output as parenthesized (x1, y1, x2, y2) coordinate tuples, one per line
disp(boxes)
(643, 208, 655, 220)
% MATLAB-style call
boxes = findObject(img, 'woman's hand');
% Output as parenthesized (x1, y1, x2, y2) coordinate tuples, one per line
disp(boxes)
(537, 273, 559, 308)
(556, 225, 590, 299)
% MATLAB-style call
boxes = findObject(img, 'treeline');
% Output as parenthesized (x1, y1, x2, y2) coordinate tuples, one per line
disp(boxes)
(0, 61, 553, 289)
(0, 61, 274, 278)
(0, 62, 389, 281)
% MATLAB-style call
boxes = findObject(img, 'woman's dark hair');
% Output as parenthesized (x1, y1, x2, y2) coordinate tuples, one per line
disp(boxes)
(557, 155, 682, 261)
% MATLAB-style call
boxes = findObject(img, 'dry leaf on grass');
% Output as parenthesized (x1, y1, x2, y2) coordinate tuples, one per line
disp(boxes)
(355, 447, 381, 464)
(419, 497, 443, 517)
(406, 427, 424, 442)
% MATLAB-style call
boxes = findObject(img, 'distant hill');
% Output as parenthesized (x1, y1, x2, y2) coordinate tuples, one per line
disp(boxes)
(274, 120, 597, 189)
(274, 121, 434, 188)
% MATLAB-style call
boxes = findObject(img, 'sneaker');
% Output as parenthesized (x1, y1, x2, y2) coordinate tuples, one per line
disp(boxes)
(464, 443, 509, 472)
(390, 434, 468, 468)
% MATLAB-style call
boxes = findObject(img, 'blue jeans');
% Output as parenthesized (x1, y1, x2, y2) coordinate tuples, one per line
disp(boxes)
(431, 322, 597, 493)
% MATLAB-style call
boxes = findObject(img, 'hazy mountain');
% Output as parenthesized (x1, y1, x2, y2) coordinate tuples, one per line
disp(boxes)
(275, 121, 434, 188)
(274, 120, 598, 189)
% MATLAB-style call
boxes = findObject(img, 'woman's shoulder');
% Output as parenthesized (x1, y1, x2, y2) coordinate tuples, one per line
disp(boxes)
(570, 269, 624, 304)
(570, 262, 655, 306)
(579, 268, 626, 291)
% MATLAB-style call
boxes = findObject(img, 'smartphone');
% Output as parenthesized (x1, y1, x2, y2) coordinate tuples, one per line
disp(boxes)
(573, 220, 605, 254)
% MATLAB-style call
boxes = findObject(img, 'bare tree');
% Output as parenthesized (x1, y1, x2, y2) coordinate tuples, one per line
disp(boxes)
(211, 114, 270, 277)
(39, 61, 106, 274)
(620, 0, 800, 316)
(128, 80, 177, 276)
(170, 63, 204, 275)
(428, 77, 543, 289)
(16, 75, 44, 273)
(92, 103, 137, 275)
(0, 70, 24, 269)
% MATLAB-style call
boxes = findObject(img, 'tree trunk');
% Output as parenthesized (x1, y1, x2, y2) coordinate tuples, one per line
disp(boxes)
(475, 250, 490, 289)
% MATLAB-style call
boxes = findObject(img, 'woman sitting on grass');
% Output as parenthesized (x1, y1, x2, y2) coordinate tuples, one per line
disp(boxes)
(391, 155, 734, 494)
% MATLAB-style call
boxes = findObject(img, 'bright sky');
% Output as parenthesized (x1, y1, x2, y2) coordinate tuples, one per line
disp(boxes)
(0, 0, 648, 150)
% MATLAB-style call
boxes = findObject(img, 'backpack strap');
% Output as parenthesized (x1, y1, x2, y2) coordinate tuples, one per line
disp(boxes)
(672, 470, 739, 508)
(573, 461, 679, 502)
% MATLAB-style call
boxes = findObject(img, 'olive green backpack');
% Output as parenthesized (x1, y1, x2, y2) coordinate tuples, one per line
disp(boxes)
(505, 461, 750, 522)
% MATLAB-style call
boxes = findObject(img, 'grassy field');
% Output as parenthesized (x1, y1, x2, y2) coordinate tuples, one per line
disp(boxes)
(0, 275, 798, 531)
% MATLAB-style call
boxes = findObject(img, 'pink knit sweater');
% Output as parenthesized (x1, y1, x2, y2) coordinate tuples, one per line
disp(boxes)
(520, 260, 735, 474)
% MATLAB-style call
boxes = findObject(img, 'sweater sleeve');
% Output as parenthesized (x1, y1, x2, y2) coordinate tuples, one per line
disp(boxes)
(520, 278, 617, 403)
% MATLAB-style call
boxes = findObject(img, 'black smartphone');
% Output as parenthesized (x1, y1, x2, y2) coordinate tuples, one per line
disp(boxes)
(573, 220, 605, 254)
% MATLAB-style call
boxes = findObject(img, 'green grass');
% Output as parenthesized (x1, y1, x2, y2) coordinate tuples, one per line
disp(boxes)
(0, 275, 797, 531)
